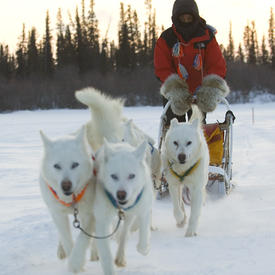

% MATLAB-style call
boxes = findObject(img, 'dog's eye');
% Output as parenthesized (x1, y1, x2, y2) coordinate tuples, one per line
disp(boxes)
(173, 141, 178, 147)
(71, 162, 79, 169)
(111, 174, 119, 181)
(186, 141, 192, 146)
(128, 174, 135, 180)
(54, 164, 61, 170)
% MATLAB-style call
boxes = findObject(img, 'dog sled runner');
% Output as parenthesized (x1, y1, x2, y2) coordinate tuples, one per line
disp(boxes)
(157, 98, 235, 201)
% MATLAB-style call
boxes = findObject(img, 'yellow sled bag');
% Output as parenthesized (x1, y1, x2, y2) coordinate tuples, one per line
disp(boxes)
(203, 124, 224, 166)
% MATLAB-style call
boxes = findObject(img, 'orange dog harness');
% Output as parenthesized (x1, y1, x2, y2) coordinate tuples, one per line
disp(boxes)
(47, 183, 89, 207)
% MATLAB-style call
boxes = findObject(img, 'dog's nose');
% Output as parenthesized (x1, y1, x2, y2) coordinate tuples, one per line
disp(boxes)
(178, 153, 186, 164)
(61, 180, 72, 193)
(117, 190, 127, 201)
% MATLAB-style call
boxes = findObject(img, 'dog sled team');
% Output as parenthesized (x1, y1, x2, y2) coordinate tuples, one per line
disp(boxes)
(40, 80, 231, 274)
(38, 0, 234, 273)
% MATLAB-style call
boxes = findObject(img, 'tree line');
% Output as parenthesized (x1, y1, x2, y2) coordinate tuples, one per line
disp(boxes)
(0, 1, 274, 111)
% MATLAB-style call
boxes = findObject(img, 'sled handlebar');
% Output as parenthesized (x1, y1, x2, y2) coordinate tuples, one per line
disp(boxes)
(162, 96, 231, 117)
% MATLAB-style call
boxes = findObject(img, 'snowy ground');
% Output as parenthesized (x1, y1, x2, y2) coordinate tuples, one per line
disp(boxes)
(1, 101, 275, 275)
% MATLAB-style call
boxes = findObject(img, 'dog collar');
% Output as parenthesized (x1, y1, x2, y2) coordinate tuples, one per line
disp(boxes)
(47, 183, 89, 207)
(104, 188, 144, 211)
(169, 159, 201, 183)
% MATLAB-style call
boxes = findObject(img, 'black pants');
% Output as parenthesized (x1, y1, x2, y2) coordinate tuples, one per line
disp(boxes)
(162, 97, 206, 126)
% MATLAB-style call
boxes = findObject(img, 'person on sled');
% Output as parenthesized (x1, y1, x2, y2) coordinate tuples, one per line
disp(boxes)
(154, 0, 230, 126)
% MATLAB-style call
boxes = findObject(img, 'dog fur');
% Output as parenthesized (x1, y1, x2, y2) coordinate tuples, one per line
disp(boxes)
(161, 106, 209, 237)
(160, 73, 192, 116)
(196, 74, 230, 113)
(75, 87, 125, 151)
(39, 126, 97, 273)
(122, 119, 161, 190)
(75, 87, 162, 189)
(93, 140, 153, 275)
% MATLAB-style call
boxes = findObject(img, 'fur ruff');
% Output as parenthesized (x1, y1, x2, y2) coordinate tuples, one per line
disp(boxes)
(196, 74, 230, 113)
(160, 74, 192, 116)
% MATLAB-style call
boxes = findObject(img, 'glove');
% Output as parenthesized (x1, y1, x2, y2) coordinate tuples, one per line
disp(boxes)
(196, 74, 230, 113)
(160, 74, 192, 116)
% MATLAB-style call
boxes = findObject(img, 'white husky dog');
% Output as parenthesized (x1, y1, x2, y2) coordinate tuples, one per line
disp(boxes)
(75, 87, 125, 151)
(39, 126, 97, 272)
(122, 119, 162, 190)
(161, 106, 209, 237)
(75, 87, 161, 186)
(94, 139, 153, 275)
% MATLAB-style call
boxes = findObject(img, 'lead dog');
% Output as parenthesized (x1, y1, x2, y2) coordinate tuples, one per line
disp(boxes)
(161, 106, 209, 237)
(39, 126, 97, 272)
(94, 139, 153, 275)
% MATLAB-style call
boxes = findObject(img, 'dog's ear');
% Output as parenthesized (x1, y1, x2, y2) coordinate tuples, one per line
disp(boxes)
(191, 118, 200, 130)
(76, 125, 87, 141)
(170, 118, 179, 128)
(103, 138, 114, 162)
(76, 125, 92, 152)
(134, 140, 147, 161)
(126, 119, 133, 127)
(39, 130, 52, 147)
(123, 119, 134, 142)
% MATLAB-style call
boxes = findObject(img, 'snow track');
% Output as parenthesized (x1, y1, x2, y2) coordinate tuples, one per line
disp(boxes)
(1, 102, 275, 274)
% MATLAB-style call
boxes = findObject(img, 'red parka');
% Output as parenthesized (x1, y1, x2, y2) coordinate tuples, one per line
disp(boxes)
(154, 25, 226, 94)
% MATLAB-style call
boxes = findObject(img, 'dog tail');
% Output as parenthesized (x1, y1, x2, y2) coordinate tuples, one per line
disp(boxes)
(75, 87, 125, 146)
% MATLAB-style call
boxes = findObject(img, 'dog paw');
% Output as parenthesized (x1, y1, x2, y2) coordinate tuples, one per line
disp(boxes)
(176, 216, 187, 228)
(68, 256, 85, 273)
(115, 257, 127, 267)
(150, 225, 159, 231)
(137, 243, 150, 256)
(57, 243, 66, 259)
(90, 251, 99, 262)
(185, 228, 197, 237)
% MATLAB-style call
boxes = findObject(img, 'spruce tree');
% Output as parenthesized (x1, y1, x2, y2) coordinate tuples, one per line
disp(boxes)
(132, 10, 142, 67)
(249, 21, 258, 65)
(63, 25, 76, 66)
(74, 7, 86, 73)
(15, 24, 27, 78)
(87, 0, 100, 70)
(144, 0, 157, 64)
(268, 7, 275, 68)
(42, 10, 54, 76)
(260, 35, 269, 65)
(116, 3, 131, 70)
(236, 43, 244, 63)
(243, 23, 251, 63)
(56, 8, 66, 68)
(243, 22, 257, 64)
(99, 38, 108, 74)
(27, 27, 39, 75)
(0, 44, 13, 79)
(226, 21, 235, 62)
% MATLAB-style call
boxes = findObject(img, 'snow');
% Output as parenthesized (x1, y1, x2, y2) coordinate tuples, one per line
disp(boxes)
(1, 101, 275, 275)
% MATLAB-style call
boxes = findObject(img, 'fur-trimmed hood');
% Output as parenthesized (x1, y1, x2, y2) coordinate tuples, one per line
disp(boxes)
(171, 0, 206, 41)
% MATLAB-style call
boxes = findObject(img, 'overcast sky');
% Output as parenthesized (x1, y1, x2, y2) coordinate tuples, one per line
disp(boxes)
(0, 0, 274, 53)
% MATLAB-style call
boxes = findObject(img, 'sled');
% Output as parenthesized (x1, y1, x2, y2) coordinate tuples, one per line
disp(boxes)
(157, 98, 235, 202)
